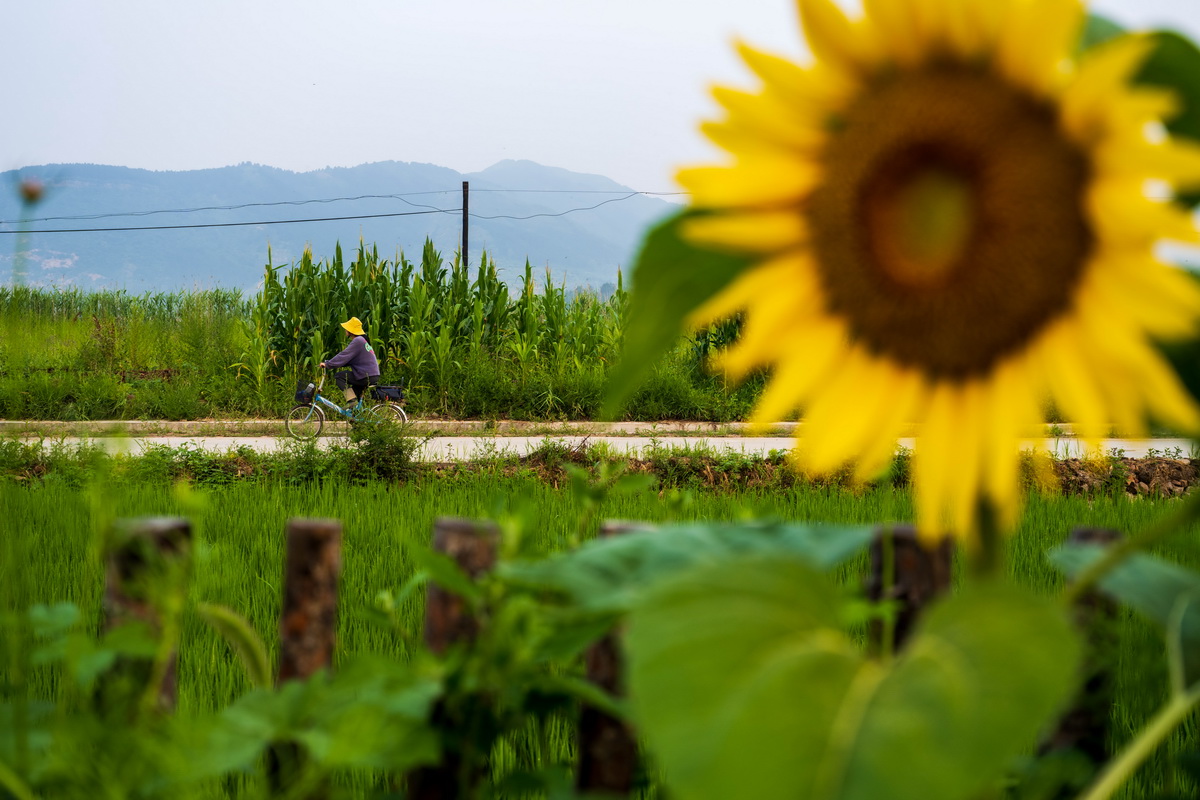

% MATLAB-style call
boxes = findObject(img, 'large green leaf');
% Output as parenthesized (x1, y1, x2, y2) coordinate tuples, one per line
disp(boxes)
(1051, 543, 1200, 685)
(501, 521, 875, 614)
(626, 558, 1080, 800)
(191, 656, 440, 777)
(602, 210, 755, 418)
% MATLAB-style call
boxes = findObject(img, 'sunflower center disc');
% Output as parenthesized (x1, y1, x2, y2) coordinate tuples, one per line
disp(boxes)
(807, 68, 1093, 379)
(867, 159, 977, 288)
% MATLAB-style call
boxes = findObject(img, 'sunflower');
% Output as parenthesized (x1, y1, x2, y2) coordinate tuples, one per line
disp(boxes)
(681, 0, 1200, 541)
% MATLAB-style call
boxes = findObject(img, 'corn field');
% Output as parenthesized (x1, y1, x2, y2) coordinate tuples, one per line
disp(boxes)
(242, 240, 631, 416)
(1, 238, 762, 420)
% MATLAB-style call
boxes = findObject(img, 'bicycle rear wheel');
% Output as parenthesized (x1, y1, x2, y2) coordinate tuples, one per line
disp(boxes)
(367, 403, 408, 425)
(364, 400, 408, 424)
(286, 404, 325, 440)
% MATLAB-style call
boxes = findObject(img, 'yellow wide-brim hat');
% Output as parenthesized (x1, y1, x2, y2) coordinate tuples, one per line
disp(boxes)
(340, 317, 365, 336)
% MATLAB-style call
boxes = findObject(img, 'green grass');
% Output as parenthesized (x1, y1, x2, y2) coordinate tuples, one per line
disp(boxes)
(5, 476, 1199, 797)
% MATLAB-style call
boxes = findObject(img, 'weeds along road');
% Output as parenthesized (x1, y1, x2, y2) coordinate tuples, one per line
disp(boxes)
(11, 434, 1194, 461)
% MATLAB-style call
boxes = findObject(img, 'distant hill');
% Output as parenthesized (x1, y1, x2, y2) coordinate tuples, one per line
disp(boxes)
(0, 160, 677, 292)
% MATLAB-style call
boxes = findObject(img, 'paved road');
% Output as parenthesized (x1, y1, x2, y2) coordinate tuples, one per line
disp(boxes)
(24, 435, 1196, 461)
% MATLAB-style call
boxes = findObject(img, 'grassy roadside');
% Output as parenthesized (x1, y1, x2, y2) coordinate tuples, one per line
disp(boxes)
(4, 472, 1199, 797)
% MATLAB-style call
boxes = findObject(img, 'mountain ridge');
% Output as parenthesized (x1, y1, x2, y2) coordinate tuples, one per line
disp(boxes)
(1, 160, 675, 291)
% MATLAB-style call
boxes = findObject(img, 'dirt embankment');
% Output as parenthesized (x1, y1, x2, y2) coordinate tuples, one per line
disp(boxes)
(1055, 457, 1198, 498)
(444, 447, 1200, 498)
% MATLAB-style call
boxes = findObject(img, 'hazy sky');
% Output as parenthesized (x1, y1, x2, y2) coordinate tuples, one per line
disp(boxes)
(7, 0, 1199, 192)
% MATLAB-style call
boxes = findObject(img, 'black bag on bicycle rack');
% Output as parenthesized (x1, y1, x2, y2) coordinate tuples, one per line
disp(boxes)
(295, 381, 316, 403)
(372, 385, 403, 402)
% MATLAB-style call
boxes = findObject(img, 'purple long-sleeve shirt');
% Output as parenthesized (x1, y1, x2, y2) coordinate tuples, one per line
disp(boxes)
(324, 335, 380, 380)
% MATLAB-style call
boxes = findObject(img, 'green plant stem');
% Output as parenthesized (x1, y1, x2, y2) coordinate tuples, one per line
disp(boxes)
(1064, 490, 1200, 605)
(1078, 686, 1200, 800)
(970, 498, 1002, 579)
(0, 761, 34, 800)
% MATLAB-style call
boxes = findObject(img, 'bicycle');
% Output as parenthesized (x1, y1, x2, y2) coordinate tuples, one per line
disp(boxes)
(286, 372, 408, 440)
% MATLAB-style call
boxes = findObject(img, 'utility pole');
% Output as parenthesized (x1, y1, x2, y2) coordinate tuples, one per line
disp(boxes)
(461, 181, 469, 268)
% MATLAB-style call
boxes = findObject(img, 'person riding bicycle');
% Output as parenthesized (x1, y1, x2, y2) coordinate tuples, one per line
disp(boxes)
(319, 316, 380, 409)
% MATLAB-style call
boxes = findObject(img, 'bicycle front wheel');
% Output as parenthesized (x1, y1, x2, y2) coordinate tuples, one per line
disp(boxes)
(367, 403, 408, 425)
(286, 404, 325, 440)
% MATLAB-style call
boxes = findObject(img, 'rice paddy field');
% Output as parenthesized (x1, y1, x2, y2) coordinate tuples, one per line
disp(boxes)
(4, 466, 1200, 798)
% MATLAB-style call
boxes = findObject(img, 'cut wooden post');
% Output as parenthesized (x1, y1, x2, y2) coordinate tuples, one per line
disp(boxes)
(1038, 527, 1122, 776)
(575, 521, 646, 796)
(270, 518, 342, 797)
(278, 518, 342, 683)
(409, 518, 499, 800)
(423, 517, 498, 656)
(102, 517, 191, 714)
(866, 525, 953, 652)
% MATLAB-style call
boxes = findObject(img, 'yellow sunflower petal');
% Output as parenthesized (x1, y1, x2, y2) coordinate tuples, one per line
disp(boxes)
(981, 357, 1039, 528)
(914, 382, 959, 540)
(1036, 318, 1109, 442)
(1093, 252, 1200, 337)
(948, 381, 985, 539)
(1135, 351, 1200, 434)
(1069, 282, 1152, 437)
(996, 0, 1083, 96)
(683, 209, 809, 254)
(853, 365, 926, 482)
(688, 258, 788, 327)
(862, 0, 928, 66)
(1075, 275, 1200, 435)
(707, 86, 828, 152)
(748, 321, 848, 427)
(1087, 177, 1200, 246)
(720, 293, 829, 379)
(1100, 140, 1200, 189)
(796, 0, 880, 76)
(678, 158, 821, 209)
(736, 42, 859, 114)
(1092, 358, 1151, 438)
(801, 347, 895, 472)
(1061, 34, 1156, 141)
(737, 264, 823, 334)
(940, 0, 1011, 58)
(1091, 90, 1182, 145)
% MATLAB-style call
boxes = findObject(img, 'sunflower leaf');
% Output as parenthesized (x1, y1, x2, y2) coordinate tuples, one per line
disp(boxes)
(1050, 543, 1200, 686)
(500, 520, 875, 614)
(602, 209, 755, 419)
(1080, 14, 1124, 51)
(626, 558, 1081, 800)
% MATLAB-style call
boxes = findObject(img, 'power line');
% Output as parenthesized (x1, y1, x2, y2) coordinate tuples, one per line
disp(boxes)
(473, 189, 685, 195)
(0, 189, 668, 234)
(0, 208, 459, 234)
(4, 191, 460, 224)
(471, 193, 643, 220)
(3, 188, 686, 225)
